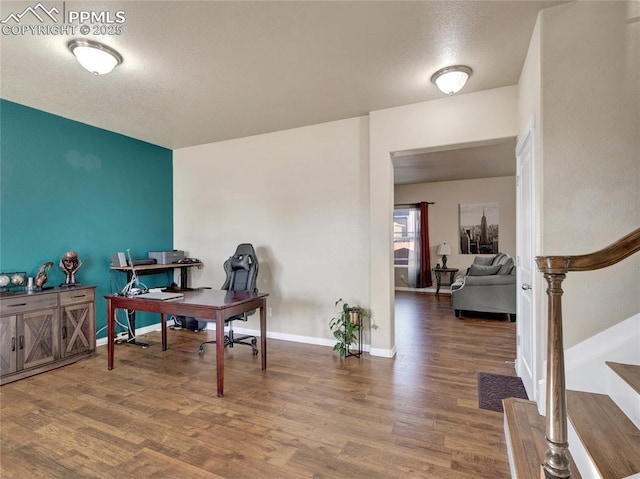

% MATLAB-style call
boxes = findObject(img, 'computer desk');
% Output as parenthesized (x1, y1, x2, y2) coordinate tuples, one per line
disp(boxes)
(105, 289, 268, 397)
(109, 261, 203, 346)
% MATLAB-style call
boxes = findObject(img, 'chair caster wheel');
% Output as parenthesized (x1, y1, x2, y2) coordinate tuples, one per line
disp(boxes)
(251, 338, 257, 346)
(252, 349, 258, 355)
(198, 346, 204, 355)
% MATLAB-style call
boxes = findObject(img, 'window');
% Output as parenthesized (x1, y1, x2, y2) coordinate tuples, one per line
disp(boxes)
(394, 209, 416, 266)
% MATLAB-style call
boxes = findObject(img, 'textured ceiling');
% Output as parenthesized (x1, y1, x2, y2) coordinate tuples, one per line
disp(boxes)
(1, 0, 562, 182)
(393, 138, 518, 185)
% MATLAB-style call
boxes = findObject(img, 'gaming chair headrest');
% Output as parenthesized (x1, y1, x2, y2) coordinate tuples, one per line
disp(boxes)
(229, 254, 252, 271)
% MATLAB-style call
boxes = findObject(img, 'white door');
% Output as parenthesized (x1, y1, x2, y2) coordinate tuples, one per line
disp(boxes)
(515, 119, 537, 401)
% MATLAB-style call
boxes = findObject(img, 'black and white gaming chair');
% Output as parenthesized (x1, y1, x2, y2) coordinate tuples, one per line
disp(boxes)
(197, 243, 259, 355)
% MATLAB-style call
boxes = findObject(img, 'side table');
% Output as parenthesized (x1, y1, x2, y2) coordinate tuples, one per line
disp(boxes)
(432, 268, 459, 297)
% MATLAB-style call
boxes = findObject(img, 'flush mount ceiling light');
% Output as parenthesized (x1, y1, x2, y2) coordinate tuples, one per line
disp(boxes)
(68, 39, 122, 75)
(431, 65, 472, 95)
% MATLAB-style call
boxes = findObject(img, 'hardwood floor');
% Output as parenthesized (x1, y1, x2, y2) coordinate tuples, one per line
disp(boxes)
(1, 292, 517, 478)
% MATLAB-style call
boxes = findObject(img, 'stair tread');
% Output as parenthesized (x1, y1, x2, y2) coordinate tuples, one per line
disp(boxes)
(567, 389, 640, 479)
(503, 398, 582, 479)
(606, 361, 640, 395)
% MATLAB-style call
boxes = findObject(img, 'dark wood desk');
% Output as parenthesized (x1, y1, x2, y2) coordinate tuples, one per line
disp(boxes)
(106, 289, 268, 397)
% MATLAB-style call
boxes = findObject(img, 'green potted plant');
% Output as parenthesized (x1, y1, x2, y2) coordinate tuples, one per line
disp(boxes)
(329, 298, 371, 358)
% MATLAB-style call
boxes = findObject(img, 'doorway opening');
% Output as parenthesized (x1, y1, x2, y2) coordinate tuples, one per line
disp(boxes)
(391, 138, 518, 356)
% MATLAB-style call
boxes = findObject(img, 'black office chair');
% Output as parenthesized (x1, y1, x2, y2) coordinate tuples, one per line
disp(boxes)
(197, 243, 259, 356)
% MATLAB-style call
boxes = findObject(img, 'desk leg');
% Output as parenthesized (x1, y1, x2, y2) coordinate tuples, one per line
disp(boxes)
(161, 313, 167, 351)
(215, 312, 225, 397)
(125, 312, 149, 348)
(179, 267, 188, 289)
(435, 271, 442, 297)
(107, 297, 114, 370)
(260, 298, 267, 370)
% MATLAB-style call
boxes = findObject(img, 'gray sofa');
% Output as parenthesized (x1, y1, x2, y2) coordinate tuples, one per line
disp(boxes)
(450, 253, 516, 321)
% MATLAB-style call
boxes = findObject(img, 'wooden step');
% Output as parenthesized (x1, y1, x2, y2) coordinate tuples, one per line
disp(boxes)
(606, 362, 640, 394)
(567, 390, 640, 479)
(503, 398, 582, 479)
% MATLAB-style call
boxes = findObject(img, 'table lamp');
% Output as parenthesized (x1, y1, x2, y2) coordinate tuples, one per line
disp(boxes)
(437, 243, 452, 268)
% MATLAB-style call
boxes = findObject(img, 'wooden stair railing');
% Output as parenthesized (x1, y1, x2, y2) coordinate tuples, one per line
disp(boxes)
(535, 227, 640, 479)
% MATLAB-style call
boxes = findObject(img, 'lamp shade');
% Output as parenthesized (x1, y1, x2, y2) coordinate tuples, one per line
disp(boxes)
(437, 243, 452, 256)
(431, 65, 472, 95)
(68, 39, 122, 75)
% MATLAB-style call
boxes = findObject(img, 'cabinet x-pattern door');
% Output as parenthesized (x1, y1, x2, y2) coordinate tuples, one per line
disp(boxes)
(21, 309, 59, 370)
(61, 303, 95, 357)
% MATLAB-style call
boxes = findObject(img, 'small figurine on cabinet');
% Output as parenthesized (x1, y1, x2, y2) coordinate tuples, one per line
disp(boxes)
(35, 261, 53, 289)
(59, 250, 82, 287)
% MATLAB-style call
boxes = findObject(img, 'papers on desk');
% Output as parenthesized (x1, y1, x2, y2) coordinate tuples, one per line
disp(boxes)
(137, 292, 184, 301)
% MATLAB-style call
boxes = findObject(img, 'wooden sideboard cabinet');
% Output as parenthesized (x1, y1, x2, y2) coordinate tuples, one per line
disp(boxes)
(59, 288, 96, 358)
(0, 286, 96, 385)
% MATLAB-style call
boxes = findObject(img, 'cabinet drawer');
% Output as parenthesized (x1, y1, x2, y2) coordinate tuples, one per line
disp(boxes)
(59, 288, 95, 306)
(0, 293, 58, 315)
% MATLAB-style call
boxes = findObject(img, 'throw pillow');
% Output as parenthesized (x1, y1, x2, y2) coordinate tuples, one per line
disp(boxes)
(473, 256, 494, 266)
(469, 264, 502, 276)
(498, 258, 515, 274)
(491, 253, 507, 265)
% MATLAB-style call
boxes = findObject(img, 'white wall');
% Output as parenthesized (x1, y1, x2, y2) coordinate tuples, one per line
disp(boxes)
(394, 176, 516, 287)
(536, 1, 640, 347)
(173, 117, 370, 343)
(369, 86, 519, 355)
(517, 8, 547, 406)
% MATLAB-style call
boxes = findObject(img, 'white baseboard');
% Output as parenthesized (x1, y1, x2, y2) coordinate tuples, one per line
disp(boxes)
(232, 327, 396, 357)
(369, 345, 396, 358)
(96, 320, 172, 347)
(96, 322, 397, 357)
(565, 313, 640, 374)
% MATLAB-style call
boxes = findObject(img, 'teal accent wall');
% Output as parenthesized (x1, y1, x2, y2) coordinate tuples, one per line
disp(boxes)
(0, 99, 173, 338)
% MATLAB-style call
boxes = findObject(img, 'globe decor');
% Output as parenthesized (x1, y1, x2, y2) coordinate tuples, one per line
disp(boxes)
(0, 272, 27, 292)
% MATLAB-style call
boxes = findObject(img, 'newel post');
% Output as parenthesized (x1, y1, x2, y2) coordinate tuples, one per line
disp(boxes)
(536, 257, 572, 479)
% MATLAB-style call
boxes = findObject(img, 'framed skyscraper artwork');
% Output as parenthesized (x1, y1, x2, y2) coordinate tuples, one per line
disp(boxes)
(459, 202, 499, 254)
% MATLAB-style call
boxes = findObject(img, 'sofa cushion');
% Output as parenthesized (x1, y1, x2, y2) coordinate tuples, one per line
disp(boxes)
(469, 264, 502, 276)
(473, 256, 494, 266)
(463, 274, 517, 286)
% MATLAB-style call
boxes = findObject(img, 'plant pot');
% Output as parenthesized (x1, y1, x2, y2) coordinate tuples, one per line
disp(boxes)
(348, 309, 361, 326)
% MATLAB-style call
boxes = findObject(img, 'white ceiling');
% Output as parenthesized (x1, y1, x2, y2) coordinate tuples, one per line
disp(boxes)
(1, 0, 562, 182)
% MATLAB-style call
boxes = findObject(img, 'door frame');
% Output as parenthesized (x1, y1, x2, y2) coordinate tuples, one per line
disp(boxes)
(515, 116, 539, 402)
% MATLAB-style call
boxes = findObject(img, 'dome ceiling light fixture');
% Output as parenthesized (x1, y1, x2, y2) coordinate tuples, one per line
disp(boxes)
(68, 39, 122, 75)
(431, 65, 473, 95)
